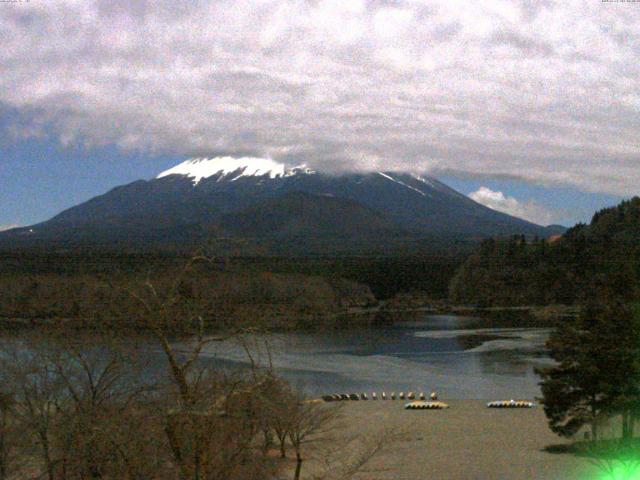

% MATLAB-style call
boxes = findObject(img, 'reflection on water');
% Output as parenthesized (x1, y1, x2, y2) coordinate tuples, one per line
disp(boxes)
(2, 314, 554, 400)
(190, 314, 553, 399)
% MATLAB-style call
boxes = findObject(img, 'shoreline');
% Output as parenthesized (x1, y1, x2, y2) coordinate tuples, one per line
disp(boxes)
(310, 400, 598, 480)
(0, 303, 571, 333)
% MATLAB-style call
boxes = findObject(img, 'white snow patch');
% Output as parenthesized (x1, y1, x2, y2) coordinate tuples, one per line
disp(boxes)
(410, 174, 437, 188)
(157, 156, 312, 185)
(411, 173, 466, 197)
(377, 172, 430, 197)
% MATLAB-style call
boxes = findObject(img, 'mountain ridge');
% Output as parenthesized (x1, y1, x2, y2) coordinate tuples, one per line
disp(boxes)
(0, 157, 565, 253)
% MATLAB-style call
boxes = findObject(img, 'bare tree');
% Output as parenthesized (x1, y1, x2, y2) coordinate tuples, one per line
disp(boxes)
(312, 428, 402, 480)
(287, 395, 342, 480)
(119, 256, 280, 480)
(0, 391, 18, 480)
(47, 335, 155, 480)
(0, 332, 165, 480)
(272, 393, 295, 459)
(284, 394, 400, 480)
(1, 343, 65, 480)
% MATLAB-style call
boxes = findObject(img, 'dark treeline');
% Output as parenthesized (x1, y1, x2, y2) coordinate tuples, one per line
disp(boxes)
(237, 255, 465, 299)
(0, 251, 467, 331)
(0, 251, 467, 300)
(0, 251, 191, 275)
(0, 267, 378, 332)
(450, 197, 640, 306)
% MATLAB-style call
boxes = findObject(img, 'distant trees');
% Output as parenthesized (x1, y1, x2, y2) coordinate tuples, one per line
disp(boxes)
(537, 301, 640, 440)
(0, 264, 380, 331)
(449, 235, 581, 307)
(449, 197, 640, 307)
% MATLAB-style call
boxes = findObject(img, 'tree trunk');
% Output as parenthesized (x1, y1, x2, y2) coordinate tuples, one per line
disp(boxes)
(194, 443, 201, 480)
(0, 441, 6, 480)
(262, 430, 272, 455)
(0, 408, 6, 480)
(0, 423, 6, 480)
(293, 452, 302, 480)
(154, 329, 192, 406)
(39, 431, 55, 480)
(622, 410, 631, 440)
(164, 418, 188, 480)
(591, 396, 598, 441)
(87, 439, 103, 479)
(280, 438, 286, 458)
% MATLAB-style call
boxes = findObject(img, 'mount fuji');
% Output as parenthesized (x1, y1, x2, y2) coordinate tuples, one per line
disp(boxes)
(0, 157, 564, 253)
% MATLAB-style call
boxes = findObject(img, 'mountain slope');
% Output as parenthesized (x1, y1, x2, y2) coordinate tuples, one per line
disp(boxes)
(219, 191, 405, 238)
(0, 157, 563, 252)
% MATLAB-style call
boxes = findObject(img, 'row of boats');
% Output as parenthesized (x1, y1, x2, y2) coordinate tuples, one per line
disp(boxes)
(322, 393, 535, 409)
(404, 399, 535, 410)
(322, 391, 434, 402)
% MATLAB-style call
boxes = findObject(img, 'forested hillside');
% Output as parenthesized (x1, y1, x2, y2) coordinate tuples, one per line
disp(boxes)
(449, 197, 640, 306)
(0, 266, 377, 331)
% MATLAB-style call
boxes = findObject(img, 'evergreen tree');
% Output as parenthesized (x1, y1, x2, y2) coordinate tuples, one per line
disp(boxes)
(536, 301, 640, 440)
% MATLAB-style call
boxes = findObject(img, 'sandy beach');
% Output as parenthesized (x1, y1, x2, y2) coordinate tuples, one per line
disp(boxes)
(313, 400, 598, 480)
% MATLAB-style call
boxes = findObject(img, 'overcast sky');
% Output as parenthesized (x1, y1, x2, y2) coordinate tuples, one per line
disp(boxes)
(0, 0, 637, 227)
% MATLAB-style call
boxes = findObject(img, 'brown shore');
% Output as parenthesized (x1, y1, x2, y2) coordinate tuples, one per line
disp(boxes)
(309, 400, 598, 480)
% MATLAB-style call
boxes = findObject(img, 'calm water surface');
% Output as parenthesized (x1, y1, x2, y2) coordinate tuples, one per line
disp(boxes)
(2, 314, 553, 400)
(185, 314, 553, 399)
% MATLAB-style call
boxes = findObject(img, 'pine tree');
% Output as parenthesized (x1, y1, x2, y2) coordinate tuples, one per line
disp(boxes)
(536, 301, 640, 440)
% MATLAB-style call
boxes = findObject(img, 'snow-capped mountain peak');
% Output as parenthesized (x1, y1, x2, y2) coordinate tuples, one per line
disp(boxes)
(0, 158, 561, 252)
(157, 156, 313, 185)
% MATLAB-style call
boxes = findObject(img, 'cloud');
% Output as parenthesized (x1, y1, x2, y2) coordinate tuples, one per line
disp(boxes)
(0, 224, 19, 232)
(469, 187, 555, 225)
(1, 1, 640, 195)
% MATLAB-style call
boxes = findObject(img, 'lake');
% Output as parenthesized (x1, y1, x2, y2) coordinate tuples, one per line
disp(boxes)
(183, 313, 554, 399)
(1, 313, 554, 400)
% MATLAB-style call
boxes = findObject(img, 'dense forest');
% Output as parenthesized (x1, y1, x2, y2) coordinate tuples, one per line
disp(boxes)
(0, 242, 469, 299)
(449, 197, 640, 306)
(0, 250, 466, 330)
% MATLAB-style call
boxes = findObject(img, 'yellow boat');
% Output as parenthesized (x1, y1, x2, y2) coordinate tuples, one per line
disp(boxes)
(404, 401, 449, 410)
(486, 400, 534, 408)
